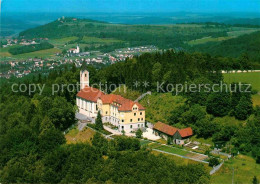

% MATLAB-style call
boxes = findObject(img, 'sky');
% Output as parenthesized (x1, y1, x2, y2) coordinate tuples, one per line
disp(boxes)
(1, 0, 260, 13)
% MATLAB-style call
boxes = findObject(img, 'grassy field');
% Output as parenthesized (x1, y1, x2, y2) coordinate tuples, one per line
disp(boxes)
(252, 94, 260, 106)
(223, 72, 260, 92)
(82, 36, 122, 43)
(65, 127, 95, 144)
(223, 72, 260, 106)
(140, 93, 186, 124)
(187, 28, 260, 46)
(188, 36, 232, 45)
(151, 150, 211, 170)
(49, 36, 78, 45)
(211, 155, 260, 184)
(191, 135, 214, 146)
(227, 28, 260, 37)
(0, 48, 61, 60)
(155, 145, 190, 156)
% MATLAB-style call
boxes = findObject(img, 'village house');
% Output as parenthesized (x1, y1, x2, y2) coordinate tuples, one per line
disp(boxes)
(76, 66, 146, 133)
(153, 121, 193, 145)
(68, 45, 80, 54)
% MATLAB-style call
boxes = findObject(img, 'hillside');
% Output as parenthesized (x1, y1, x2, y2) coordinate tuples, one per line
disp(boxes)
(19, 17, 258, 50)
(189, 31, 260, 62)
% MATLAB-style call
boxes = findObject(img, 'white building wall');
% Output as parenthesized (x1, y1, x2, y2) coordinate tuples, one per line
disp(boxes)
(76, 97, 98, 118)
(118, 122, 145, 133)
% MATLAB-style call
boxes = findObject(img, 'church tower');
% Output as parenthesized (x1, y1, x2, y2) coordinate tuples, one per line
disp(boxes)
(80, 69, 89, 89)
(80, 61, 89, 89)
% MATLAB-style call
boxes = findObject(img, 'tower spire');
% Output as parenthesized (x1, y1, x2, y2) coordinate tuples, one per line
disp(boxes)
(80, 61, 89, 89)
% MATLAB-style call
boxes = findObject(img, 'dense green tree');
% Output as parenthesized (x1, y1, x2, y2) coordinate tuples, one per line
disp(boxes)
(92, 132, 108, 155)
(235, 96, 253, 120)
(209, 157, 220, 167)
(135, 129, 143, 138)
(95, 111, 103, 130)
(252, 176, 258, 184)
(206, 92, 231, 117)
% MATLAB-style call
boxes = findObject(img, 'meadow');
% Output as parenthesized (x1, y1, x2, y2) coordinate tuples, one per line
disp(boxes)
(211, 155, 260, 184)
(48, 36, 78, 45)
(140, 93, 187, 124)
(223, 72, 260, 106)
(187, 36, 232, 45)
(65, 127, 95, 144)
(223, 72, 260, 92)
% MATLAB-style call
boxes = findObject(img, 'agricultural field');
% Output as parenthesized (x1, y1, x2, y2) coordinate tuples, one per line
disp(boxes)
(81, 36, 122, 43)
(227, 28, 260, 37)
(0, 46, 61, 61)
(187, 36, 232, 45)
(146, 142, 209, 163)
(223, 72, 260, 106)
(0, 45, 21, 57)
(48, 36, 78, 45)
(211, 155, 260, 184)
(187, 28, 260, 46)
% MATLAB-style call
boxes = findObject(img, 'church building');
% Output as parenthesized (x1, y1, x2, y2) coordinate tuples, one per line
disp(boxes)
(76, 66, 146, 133)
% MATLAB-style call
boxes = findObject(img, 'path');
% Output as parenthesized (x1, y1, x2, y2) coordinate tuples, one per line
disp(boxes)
(210, 162, 224, 175)
(153, 149, 209, 164)
(135, 91, 151, 102)
(221, 70, 260, 73)
(211, 149, 232, 159)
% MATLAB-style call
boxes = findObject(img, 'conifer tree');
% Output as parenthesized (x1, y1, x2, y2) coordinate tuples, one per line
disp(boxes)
(95, 111, 103, 130)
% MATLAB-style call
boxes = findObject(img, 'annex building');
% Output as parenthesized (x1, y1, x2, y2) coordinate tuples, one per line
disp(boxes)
(153, 121, 193, 145)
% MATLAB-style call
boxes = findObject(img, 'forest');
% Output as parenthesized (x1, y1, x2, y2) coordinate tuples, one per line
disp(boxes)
(0, 61, 210, 183)
(8, 42, 54, 55)
(189, 31, 260, 63)
(0, 50, 259, 183)
(18, 18, 237, 50)
(90, 51, 259, 160)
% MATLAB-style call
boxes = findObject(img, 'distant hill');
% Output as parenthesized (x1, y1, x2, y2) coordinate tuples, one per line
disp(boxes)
(18, 17, 260, 62)
(19, 17, 234, 49)
(189, 31, 260, 62)
(224, 18, 260, 26)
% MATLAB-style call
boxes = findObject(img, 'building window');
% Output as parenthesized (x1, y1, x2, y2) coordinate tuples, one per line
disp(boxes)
(85, 74, 87, 77)
(121, 119, 124, 122)
(138, 118, 140, 121)
(122, 126, 124, 129)
(130, 125, 132, 129)
(141, 118, 143, 121)
(140, 112, 142, 115)
(134, 113, 136, 116)
(96, 105, 98, 111)
(130, 119, 132, 122)
(106, 111, 108, 114)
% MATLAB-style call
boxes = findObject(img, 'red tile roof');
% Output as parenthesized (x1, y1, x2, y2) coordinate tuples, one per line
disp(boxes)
(153, 122, 178, 136)
(99, 94, 145, 112)
(76, 86, 104, 102)
(153, 122, 193, 138)
(178, 127, 193, 138)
